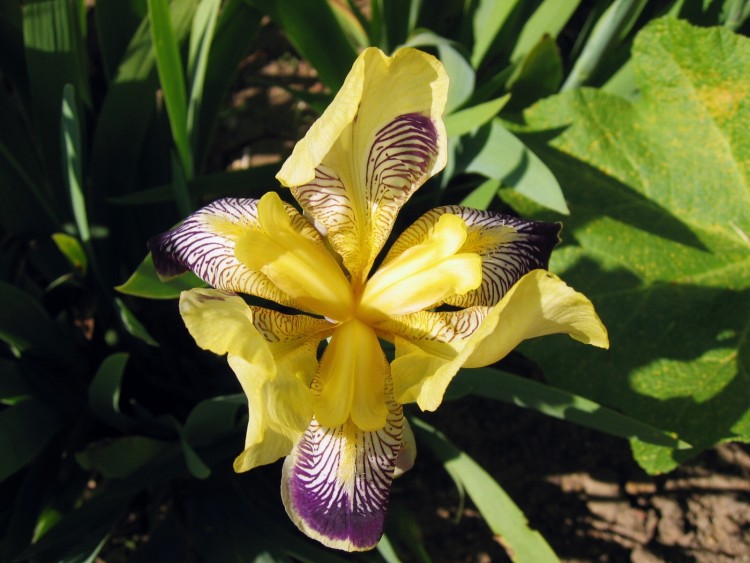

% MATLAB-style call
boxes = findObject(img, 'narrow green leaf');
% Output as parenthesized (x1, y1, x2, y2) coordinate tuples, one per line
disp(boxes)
(0, 78, 59, 232)
(0, 281, 72, 361)
(194, 0, 261, 166)
(184, 394, 245, 447)
(91, 0, 196, 197)
(411, 417, 560, 563)
(253, 0, 357, 90)
(445, 94, 510, 138)
(76, 436, 169, 478)
(148, 0, 193, 178)
(186, 0, 220, 155)
(459, 178, 500, 210)
(470, 0, 520, 68)
(116, 253, 205, 299)
(0, 359, 32, 405)
(114, 298, 160, 346)
(94, 0, 148, 82)
(0, 399, 60, 482)
(561, 0, 647, 91)
(88, 353, 132, 431)
(17, 492, 130, 562)
(460, 119, 569, 214)
(23, 0, 90, 204)
(52, 232, 88, 274)
(451, 368, 691, 450)
(510, 0, 582, 61)
(61, 84, 90, 244)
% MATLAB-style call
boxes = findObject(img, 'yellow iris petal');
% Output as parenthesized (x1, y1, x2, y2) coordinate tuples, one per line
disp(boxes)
(358, 214, 482, 320)
(235, 192, 354, 321)
(179, 289, 318, 470)
(315, 319, 388, 431)
(277, 47, 449, 284)
(391, 270, 609, 411)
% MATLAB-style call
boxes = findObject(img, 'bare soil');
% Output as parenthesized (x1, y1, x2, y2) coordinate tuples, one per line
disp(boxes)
(398, 396, 750, 562)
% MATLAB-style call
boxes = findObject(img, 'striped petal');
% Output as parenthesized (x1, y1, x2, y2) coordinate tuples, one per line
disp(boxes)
(277, 47, 448, 285)
(382, 206, 561, 307)
(391, 270, 609, 410)
(234, 193, 354, 321)
(281, 372, 403, 552)
(149, 198, 325, 308)
(179, 289, 331, 470)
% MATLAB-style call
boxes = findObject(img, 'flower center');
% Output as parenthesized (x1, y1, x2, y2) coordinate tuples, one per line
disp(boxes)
(356, 213, 483, 323)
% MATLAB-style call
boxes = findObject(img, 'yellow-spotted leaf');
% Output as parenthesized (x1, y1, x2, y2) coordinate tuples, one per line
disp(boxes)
(513, 18, 750, 474)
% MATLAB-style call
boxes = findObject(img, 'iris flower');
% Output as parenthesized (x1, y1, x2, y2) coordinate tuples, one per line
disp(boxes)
(150, 47, 608, 551)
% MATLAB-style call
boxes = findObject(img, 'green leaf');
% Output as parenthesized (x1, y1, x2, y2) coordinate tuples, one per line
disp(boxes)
(23, 0, 89, 206)
(52, 232, 88, 274)
(516, 18, 750, 473)
(411, 417, 559, 563)
(0, 359, 32, 405)
(88, 353, 132, 430)
(252, 0, 357, 91)
(61, 84, 90, 245)
(458, 119, 569, 214)
(114, 298, 160, 346)
(91, 0, 196, 197)
(148, 0, 193, 178)
(405, 31, 474, 113)
(449, 368, 691, 450)
(505, 34, 563, 111)
(445, 94, 510, 138)
(470, 0, 520, 68)
(194, 0, 262, 166)
(186, 0, 220, 153)
(76, 436, 169, 478)
(460, 178, 500, 210)
(0, 281, 73, 361)
(510, 0, 581, 62)
(561, 0, 648, 91)
(0, 399, 60, 481)
(184, 394, 245, 447)
(116, 253, 205, 299)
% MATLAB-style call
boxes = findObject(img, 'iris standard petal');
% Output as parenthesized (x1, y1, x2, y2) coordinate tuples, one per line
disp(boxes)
(315, 319, 389, 431)
(179, 289, 327, 469)
(281, 374, 403, 552)
(149, 198, 318, 308)
(234, 192, 354, 321)
(382, 206, 561, 307)
(391, 270, 609, 410)
(358, 214, 482, 320)
(277, 47, 449, 284)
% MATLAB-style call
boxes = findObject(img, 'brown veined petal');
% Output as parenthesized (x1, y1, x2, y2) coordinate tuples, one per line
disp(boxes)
(281, 371, 403, 552)
(390, 270, 609, 411)
(149, 198, 323, 307)
(382, 205, 561, 307)
(277, 47, 449, 285)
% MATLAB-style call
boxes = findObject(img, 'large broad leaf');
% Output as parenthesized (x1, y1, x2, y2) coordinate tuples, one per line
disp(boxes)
(513, 18, 750, 473)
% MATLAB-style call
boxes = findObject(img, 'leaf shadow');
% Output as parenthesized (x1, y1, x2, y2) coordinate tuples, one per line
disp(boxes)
(526, 256, 750, 468)
(516, 130, 709, 252)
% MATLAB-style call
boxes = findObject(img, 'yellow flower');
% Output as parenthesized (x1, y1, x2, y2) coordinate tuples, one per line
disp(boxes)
(149, 47, 608, 552)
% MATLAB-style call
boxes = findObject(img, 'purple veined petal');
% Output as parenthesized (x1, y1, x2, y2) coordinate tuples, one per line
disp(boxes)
(382, 205, 562, 307)
(291, 112, 442, 284)
(281, 375, 403, 551)
(148, 198, 321, 307)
